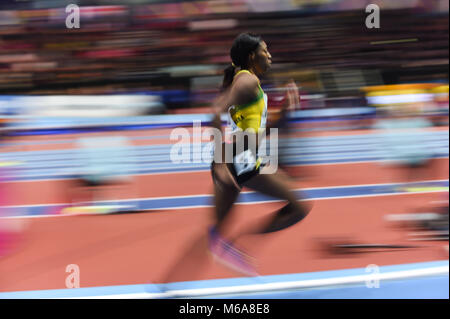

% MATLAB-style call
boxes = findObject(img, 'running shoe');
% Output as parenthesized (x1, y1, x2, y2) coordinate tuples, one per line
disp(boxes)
(208, 227, 258, 277)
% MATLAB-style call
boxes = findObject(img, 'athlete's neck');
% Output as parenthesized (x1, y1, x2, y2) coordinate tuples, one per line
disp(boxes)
(244, 67, 263, 81)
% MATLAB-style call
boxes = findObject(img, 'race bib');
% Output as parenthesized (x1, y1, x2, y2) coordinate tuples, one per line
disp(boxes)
(233, 149, 257, 176)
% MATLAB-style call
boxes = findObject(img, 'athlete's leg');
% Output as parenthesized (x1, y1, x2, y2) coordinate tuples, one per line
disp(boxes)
(241, 169, 311, 234)
(211, 162, 241, 233)
(208, 163, 260, 276)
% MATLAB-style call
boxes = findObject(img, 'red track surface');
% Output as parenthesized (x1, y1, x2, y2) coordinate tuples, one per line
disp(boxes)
(0, 127, 448, 293)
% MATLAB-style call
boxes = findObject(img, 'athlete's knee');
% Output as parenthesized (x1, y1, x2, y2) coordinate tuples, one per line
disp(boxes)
(284, 196, 312, 218)
(261, 202, 310, 234)
(286, 202, 310, 222)
(295, 200, 313, 217)
(280, 200, 313, 224)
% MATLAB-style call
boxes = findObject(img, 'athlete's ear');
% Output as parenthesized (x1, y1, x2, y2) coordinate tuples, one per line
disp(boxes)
(248, 52, 256, 64)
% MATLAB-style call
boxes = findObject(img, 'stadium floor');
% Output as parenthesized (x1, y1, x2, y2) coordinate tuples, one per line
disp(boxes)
(0, 126, 448, 299)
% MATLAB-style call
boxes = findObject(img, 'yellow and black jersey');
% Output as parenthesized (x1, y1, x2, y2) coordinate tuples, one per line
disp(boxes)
(227, 70, 268, 133)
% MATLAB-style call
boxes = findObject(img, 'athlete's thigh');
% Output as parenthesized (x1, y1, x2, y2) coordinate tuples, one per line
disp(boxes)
(241, 170, 297, 203)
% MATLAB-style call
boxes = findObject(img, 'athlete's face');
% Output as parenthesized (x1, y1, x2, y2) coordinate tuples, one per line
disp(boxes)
(251, 41, 272, 75)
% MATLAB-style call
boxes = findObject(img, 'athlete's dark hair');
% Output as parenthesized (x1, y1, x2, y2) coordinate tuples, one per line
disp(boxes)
(222, 33, 262, 90)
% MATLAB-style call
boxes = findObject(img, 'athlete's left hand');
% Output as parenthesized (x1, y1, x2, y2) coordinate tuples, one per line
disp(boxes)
(285, 80, 300, 111)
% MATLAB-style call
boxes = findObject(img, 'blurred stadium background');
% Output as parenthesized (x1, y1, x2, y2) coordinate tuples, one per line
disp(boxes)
(0, 0, 448, 299)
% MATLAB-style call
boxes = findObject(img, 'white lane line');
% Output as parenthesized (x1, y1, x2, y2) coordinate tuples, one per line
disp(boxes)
(62, 265, 449, 299)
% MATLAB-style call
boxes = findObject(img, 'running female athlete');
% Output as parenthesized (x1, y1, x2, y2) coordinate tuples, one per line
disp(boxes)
(208, 33, 311, 275)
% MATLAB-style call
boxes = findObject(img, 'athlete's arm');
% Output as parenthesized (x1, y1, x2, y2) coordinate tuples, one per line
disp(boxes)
(266, 80, 299, 132)
(211, 73, 260, 133)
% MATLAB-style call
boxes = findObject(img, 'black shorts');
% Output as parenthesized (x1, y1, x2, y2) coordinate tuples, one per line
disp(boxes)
(211, 161, 262, 187)
(211, 142, 263, 187)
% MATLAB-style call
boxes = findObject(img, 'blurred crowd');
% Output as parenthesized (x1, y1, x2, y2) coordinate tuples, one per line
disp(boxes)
(0, 0, 448, 110)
